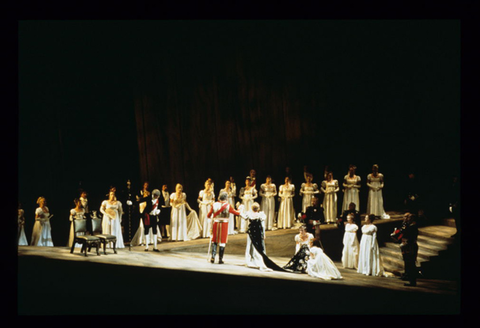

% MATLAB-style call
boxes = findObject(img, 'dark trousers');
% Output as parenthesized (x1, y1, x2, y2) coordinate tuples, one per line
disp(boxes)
(402, 244, 418, 284)
(143, 215, 158, 235)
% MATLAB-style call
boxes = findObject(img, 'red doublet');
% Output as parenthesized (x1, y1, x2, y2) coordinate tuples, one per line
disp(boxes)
(208, 201, 240, 244)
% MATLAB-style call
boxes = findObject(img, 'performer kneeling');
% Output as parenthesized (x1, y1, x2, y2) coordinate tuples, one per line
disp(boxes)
(136, 189, 161, 252)
(207, 191, 243, 264)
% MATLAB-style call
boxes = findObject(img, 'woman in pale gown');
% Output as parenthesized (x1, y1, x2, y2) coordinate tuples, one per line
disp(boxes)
(100, 191, 125, 248)
(198, 179, 215, 238)
(245, 203, 285, 272)
(321, 172, 339, 224)
(277, 177, 295, 229)
(170, 184, 201, 241)
(239, 177, 258, 233)
(283, 225, 314, 273)
(18, 203, 28, 246)
(357, 214, 385, 276)
(31, 197, 54, 246)
(299, 172, 320, 214)
(341, 213, 360, 269)
(67, 198, 86, 248)
(342, 165, 361, 213)
(366, 164, 390, 219)
(259, 176, 277, 231)
(220, 180, 237, 235)
(307, 239, 343, 280)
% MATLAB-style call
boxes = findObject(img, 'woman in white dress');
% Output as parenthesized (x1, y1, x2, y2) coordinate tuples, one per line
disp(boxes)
(321, 172, 339, 224)
(259, 176, 277, 231)
(307, 239, 343, 280)
(277, 177, 295, 229)
(100, 191, 125, 248)
(341, 213, 360, 269)
(366, 164, 390, 219)
(342, 165, 361, 213)
(67, 198, 86, 248)
(198, 179, 215, 238)
(357, 214, 385, 276)
(299, 172, 320, 214)
(31, 196, 54, 246)
(239, 177, 258, 233)
(18, 203, 28, 246)
(220, 180, 237, 235)
(283, 225, 314, 273)
(170, 183, 201, 241)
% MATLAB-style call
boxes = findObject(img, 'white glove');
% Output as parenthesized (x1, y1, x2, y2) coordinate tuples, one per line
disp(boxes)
(126, 200, 133, 206)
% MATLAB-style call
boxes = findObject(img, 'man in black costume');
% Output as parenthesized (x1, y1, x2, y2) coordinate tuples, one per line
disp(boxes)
(301, 195, 325, 238)
(136, 189, 161, 252)
(400, 213, 419, 286)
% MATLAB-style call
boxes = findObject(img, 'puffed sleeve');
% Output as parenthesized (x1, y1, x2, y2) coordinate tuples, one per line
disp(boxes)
(320, 180, 327, 193)
(343, 175, 349, 188)
(299, 183, 305, 196)
(118, 201, 123, 221)
(366, 174, 373, 189)
(379, 174, 384, 189)
(35, 207, 43, 220)
(99, 200, 107, 216)
(252, 188, 258, 199)
(313, 183, 319, 194)
(354, 176, 361, 188)
(334, 180, 339, 192)
(69, 209, 76, 221)
(259, 184, 266, 197)
(239, 187, 245, 200)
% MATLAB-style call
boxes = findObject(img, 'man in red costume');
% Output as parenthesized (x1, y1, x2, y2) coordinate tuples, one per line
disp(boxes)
(207, 191, 244, 264)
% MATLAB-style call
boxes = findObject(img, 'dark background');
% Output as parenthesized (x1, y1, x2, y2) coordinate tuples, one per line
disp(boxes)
(18, 20, 460, 246)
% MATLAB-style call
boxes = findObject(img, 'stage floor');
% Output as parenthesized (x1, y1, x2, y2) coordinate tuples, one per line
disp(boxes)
(17, 231, 460, 315)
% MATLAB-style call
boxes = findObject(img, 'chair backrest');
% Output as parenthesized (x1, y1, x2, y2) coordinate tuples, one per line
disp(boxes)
(91, 218, 102, 234)
(73, 219, 87, 234)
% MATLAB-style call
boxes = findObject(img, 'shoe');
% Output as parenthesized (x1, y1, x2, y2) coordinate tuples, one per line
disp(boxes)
(210, 257, 215, 263)
(153, 249, 160, 252)
(144, 249, 148, 252)
(218, 260, 224, 264)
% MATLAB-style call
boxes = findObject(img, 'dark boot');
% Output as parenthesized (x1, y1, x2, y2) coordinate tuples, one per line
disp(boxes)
(210, 243, 217, 263)
(219, 246, 225, 264)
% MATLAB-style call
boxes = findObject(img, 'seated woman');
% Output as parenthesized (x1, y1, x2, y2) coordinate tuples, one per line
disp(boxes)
(245, 202, 285, 272)
(307, 239, 343, 280)
(283, 225, 314, 273)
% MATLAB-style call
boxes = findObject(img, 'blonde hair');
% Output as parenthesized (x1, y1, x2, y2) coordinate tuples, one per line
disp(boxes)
(36, 197, 46, 205)
(175, 184, 184, 200)
(252, 202, 260, 211)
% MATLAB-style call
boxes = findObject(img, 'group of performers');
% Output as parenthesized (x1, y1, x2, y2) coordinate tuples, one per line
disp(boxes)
(17, 163, 428, 285)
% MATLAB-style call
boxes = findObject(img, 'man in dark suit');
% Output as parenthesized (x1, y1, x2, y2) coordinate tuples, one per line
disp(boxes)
(301, 195, 325, 239)
(136, 189, 161, 252)
(400, 213, 419, 286)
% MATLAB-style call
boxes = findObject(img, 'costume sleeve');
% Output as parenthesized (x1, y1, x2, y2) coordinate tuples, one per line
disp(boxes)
(366, 174, 373, 189)
(334, 180, 339, 193)
(299, 183, 305, 196)
(228, 205, 240, 216)
(355, 176, 361, 188)
(239, 187, 245, 200)
(100, 201, 107, 217)
(69, 209, 75, 221)
(207, 204, 214, 218)
(252, 188, 258, 200)
(343, 175, 349, 188)
(379, 174, 384, 189)
(259, 184, 266, 197)
(320, 181, 327, 193)
(273, 184, 277, 197)
(313, 183, 319, 194)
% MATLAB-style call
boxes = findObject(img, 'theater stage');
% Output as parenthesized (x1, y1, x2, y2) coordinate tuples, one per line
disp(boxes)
(17, 215, 460, 315)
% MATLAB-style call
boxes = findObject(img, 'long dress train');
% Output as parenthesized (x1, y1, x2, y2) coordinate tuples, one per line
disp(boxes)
(306, 246, 343, 280)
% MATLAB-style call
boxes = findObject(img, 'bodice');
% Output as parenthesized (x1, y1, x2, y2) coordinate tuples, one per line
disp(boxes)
(361, 224, 377, 235)
(345, 223, 358, 233)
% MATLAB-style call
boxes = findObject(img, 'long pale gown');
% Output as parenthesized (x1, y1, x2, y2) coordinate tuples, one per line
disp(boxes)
(277, 184, 295, 229)
(220, 187, 237, 235)
(100, 200, 125, 248)
(198, 189, 215, 238)
(169, 192, 190, 241)
(31, 207, 54, 246)
(341, 223, 360, 269)
(259, 183, 277, 231)
(68, 208, 86, 248)
(342, 175, 361, 213)
(18, 209, 28, 246)
(366, 173, 390, 219)
(357, 224, 385, 276)
(307, 246, 343, 280)
(239, 187, 257, 233)
(299, 182, 319, 213)
(321, 180, 339, 223)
